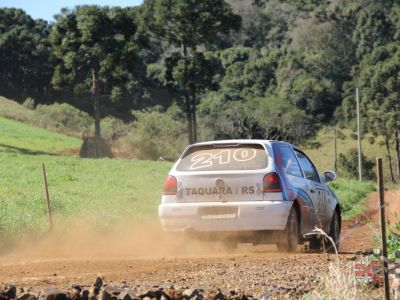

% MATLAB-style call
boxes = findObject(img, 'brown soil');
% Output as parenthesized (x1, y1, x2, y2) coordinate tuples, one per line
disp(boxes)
(0, 190, 397, 297)
(57, 148, 80, 156)
(340, 190, 400, 253)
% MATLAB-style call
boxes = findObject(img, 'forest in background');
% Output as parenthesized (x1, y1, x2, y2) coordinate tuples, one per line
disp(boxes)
(1, 0, 400, 180)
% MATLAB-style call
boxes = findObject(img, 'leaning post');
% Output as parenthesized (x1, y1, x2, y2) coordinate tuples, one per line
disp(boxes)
(42, 163, 53, 231)
(376, 157, 390, 300)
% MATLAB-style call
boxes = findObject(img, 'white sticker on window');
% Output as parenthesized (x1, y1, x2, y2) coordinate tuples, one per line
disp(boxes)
(189, 149, 257, 170)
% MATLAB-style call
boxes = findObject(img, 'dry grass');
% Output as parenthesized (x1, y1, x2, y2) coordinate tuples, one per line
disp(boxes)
(304, 261, 380, 300)
(304, 228, 382, 299)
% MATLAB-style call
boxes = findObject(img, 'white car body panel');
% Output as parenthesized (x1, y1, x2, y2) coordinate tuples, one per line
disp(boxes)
(159, 199, 291, 232)
(158, 139, 341, 238)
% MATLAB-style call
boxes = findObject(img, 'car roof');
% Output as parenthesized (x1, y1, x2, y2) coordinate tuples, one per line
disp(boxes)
(188, 139, 296, 148)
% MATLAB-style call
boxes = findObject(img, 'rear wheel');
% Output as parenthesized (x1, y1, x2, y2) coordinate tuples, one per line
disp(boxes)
(277, 207, 299, 252)
(308, 237, 322, 252)
(326, 210, 340, 253)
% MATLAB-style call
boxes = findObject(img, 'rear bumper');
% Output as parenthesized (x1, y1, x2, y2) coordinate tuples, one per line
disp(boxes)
(158, 200, 293, 232)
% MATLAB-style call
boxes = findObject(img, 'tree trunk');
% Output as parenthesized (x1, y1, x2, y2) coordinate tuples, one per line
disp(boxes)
(384, 126, 395, 183)
(186, 111, 193, 144)
(92, 68, 101, 138)
(181, 42, 192, 145)
(394, 126, 400, 176)
(191, 82, 198, 143)
(192, 107, 198, 143)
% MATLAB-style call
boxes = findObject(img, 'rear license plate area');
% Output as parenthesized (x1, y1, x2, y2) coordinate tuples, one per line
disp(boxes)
(198, 206, 238, 220)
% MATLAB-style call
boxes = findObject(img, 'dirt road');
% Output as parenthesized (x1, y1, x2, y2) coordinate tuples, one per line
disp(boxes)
(0, 191, 398, 298)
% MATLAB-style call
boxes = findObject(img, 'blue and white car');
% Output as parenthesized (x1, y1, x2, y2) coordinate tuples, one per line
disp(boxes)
(159, 140, 341, 252)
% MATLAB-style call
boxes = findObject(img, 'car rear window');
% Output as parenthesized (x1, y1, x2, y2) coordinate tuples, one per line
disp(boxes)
(176, 144, 268, 171)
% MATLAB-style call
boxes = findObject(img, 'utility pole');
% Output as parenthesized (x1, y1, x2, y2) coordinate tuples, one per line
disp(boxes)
(356, 88, 362, 181)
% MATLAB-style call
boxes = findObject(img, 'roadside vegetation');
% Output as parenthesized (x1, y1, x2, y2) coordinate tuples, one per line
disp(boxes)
(330, 179, 375, 220)
(0, 112, 375, 236)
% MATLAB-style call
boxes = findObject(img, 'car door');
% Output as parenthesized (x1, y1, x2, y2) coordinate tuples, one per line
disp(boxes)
(293, 149, 329, 229)
(273, 144, 316, 234)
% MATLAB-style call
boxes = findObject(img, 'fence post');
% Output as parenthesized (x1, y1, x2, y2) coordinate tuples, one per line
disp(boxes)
(42, 163, 53, 231)
(376, 157, 390, 300)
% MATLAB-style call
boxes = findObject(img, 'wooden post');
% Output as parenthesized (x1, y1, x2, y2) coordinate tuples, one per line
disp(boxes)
(42, 163, 53, 231)
(377, 157, 390, 300)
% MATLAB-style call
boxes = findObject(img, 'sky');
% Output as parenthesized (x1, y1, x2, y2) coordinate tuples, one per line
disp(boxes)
(0, 0, 143, 21)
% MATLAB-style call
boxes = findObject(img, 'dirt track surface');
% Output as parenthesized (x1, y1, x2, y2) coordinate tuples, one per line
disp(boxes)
(0, 190, 398, 298)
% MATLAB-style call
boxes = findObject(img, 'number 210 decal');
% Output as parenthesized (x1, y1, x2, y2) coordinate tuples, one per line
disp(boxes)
(190, 149, 257, 170)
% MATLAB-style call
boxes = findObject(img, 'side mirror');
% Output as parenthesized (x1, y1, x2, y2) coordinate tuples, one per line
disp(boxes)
(323, 170, 337, 182)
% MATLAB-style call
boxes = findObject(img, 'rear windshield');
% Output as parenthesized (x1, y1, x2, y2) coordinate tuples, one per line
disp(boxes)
(176, 144, 268, 171)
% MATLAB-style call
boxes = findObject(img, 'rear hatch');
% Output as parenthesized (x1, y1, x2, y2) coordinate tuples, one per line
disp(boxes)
(175, 143, 269, 202)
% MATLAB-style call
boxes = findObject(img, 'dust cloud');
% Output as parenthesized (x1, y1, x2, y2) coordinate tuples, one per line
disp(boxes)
(0, 218, 227, 260)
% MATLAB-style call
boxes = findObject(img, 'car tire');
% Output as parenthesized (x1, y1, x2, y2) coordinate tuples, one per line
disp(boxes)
(277, 207, 299, 252)
(308, 237, 322, 252)
(326, 210, 340, 253)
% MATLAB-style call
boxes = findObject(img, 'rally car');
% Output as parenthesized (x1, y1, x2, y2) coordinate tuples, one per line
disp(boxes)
(159, 140, 341, 252)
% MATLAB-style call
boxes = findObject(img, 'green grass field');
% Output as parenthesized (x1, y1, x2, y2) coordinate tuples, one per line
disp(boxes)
(330, 179, 375, 220)
(0, 98, 376, 236)
(0, 116, 172, 236)
(304, 127, 394, 181)
(0, 117, 81, 154)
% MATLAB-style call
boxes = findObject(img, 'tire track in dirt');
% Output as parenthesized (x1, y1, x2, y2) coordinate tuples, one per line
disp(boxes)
(340, 190, 400, 253)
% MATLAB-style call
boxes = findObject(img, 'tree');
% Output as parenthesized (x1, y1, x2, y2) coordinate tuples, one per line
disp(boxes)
(277, 12, 355, 121)
(199, 95, 314, 144)
(353, 2, 394, 61)
(142, 0, 241, 144)
(0, 8, 53, 102)
(219, 48, 280, 100)
(338, 149, 375, 181)
(357, 43, 400, 181)
(164, 52, 220, 144)
(51, 6, 147, 139)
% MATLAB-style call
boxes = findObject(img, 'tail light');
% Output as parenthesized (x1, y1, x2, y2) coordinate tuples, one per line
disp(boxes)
(263, 172, 281, 193)
(163, 175, 177, 195)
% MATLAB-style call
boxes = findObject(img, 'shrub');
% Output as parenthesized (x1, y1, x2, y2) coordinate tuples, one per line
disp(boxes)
(100, 117, 131, 142)
(0, 96, 38, 124)
(128, 109, 186, 160)
(36, 102, 93, 134)
(22, 97, 35, 110)
(330, 178, 375, 219)
(387, 218, 400, 259)
(338, 148, 375, 180)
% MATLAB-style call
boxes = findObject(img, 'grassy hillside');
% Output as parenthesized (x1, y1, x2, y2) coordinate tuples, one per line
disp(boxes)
(0, 117, 81, 154)
(304, 127, 393, 180)
(0, 115, 172, 236)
